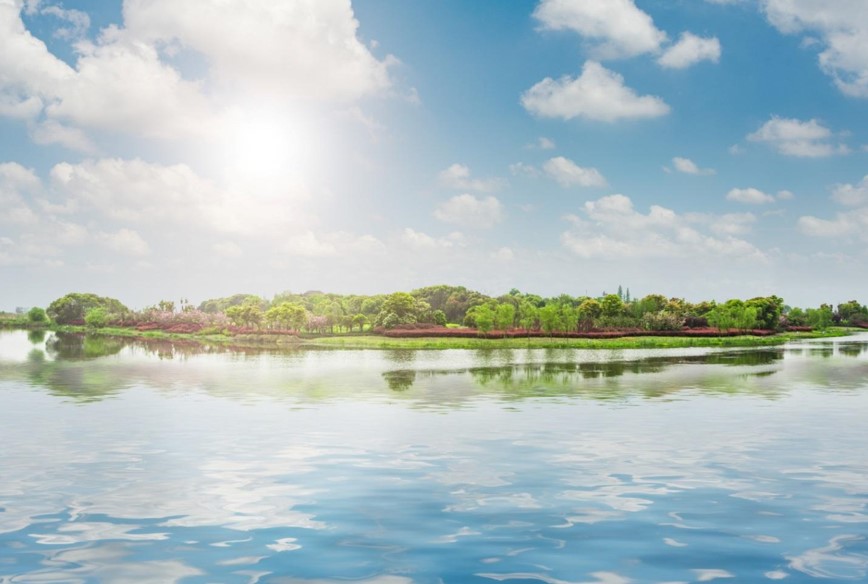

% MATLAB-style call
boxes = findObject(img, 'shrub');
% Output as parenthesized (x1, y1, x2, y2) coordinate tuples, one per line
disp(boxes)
(641, 311, 684, 331)
(27, 307, 47, 323)
(84, 307, 109, 328)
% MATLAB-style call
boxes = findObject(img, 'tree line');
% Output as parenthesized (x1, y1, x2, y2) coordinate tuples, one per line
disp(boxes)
(30, 285, 868, 334)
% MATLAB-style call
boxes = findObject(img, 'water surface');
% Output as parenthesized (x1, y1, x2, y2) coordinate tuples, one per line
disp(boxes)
(1, 331, 867, 583)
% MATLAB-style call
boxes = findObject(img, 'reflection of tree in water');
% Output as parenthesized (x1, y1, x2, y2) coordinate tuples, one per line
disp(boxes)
(461, 350, 786, 401)
(838, 342, 868, 357)
(46, 333, 125, 360)
(384, 349, 417, 365)
(27, 329, 46, 344)
(382, 369, 416, 391)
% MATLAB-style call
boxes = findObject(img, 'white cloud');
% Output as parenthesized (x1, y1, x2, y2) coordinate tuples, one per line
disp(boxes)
(98, 228, 150, 256)
(509, 162, 541, 178)
(798, 211, 868, 239)
(561, 194, 764, 260)
(710, 212, 757, 235)
(0, 161, 41, 225)
(831, 175, 868, 206)
(438, 163, 505, 192)
(46, 158, 312, 236)
(726, 187, 776, 204)
(434, 194, 504, 229)
(521, 61, 670, 122)
(40, 5, 90, 40)
(672, 156, 715, 175)
(543, 156, 607, 187)
(400, 228, 465, 250)
(123, 0, 394, 102)
(747, 116, 848, 157)
(29, 120, 96, 152)
(0, 0, 398, 148)
(658, 32, 721, 69)
(761, 0, 868, 97)
(533, 0, 666, 59)
(537, 137, 556, 150)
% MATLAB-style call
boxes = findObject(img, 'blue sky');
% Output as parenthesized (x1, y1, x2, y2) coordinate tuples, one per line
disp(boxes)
(1, 0, 867, 309)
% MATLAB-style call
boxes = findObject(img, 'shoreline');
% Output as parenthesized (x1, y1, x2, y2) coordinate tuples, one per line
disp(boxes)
(2, 323, 855, 351)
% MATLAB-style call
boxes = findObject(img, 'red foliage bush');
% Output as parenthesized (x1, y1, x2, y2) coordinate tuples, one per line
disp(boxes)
(380, 327, 779, 339)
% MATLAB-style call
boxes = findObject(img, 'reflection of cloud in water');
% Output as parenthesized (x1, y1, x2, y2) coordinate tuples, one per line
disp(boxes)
(692, 568, 735, 581)
(270, 576, 414, 584)
(26, 542, 202, 583)
(788, 534, 868, 579)
(477, 571, 631, 584)
(433, 526, 480, 543)
(29, 522, 169, 545)
(427, 460, 514, 487)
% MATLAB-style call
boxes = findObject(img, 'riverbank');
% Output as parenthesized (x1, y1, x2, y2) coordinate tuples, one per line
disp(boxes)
(22, 324, 854, 350)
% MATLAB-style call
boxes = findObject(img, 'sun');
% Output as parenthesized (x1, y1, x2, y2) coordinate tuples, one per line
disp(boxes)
(219, 110, 314, 191)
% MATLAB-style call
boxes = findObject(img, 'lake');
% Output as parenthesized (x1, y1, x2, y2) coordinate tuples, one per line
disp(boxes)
(1, 330, 867, 583)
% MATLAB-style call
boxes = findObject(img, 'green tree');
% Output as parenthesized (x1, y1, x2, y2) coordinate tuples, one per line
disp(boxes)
(577, 298, 602, 331)
(519, 302, 538, 331)
(225, 300, 263, 328)
(382, 292, 417, 320)
(746, 296, 784, 330)
(352, 313, 368, 332)
(432, 310, 447, 327)
(47, 293, 129, 325)
(27, 307, 47, 324)
(474, 304, 495, 334)
(600, 294, 624, 317)
(84, 307, 109, 328)
(539, 304, 562, 335)
(495, 303, 516, 332)
(806, 305, 833, 330)
(837, 300, 868, 326)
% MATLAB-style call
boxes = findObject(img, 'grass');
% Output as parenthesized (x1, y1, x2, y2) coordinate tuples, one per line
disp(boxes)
(305, 329, 852, 350)
(11, 323, 856, 351)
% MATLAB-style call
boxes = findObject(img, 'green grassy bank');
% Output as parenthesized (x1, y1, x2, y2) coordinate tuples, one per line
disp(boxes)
(23, 324, 855, 351)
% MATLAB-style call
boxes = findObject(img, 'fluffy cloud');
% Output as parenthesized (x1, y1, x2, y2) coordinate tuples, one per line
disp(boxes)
(672, 157, 715, 175)
(533, 0, 667, 59)
(0, 0, 397, 147)
(560, 194, 764, 260)
(798, 210, 868, 239)
(831, 175, 868, 206)
(0, 161, 40, 225)
(434, 194, 504, 229)
(658, 32, 721, 69)
(281, 231, 384, 258)
(799, 174, 868, 241)
(726, 187, 775, 204)
(542, 156, 607, 187)
(747, 116, 848, 157)
(0, 155, 392, 272)
(29, 120, 96, 152)
(400, 228, 466, 250)
(710, 212, 757, 236)
(438, 163, 505, 192)
(122, 0, 394, 101)
(761, 0, 868, 97)
(521, 61, 670, 122)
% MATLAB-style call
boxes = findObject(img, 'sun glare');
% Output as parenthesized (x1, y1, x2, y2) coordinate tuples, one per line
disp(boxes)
(220, 111, 315, 192)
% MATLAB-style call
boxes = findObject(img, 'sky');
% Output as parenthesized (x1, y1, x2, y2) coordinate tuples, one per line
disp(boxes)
(1, 0, 867, 310)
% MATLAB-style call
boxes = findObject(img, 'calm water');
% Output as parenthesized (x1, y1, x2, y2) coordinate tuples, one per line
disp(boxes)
(1, 331, 867, 583)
